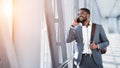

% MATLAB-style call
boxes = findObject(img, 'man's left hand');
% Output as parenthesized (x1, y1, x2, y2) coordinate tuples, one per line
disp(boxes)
(90, 42, 98, 49)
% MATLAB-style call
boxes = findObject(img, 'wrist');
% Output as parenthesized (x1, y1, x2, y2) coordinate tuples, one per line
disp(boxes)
(71, 25, 75, 27)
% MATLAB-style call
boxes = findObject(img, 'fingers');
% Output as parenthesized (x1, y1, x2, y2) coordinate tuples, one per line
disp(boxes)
(90, 42, 98, 49)
(74, 18, 77, 22)
(90, 42, 94, 49)
(90, 44, 93, 49)
(91, 41, 95, 44)
(72, 20, 79, 26)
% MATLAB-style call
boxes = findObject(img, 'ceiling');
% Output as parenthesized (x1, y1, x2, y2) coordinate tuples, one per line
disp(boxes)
(96, 0, 120, 18)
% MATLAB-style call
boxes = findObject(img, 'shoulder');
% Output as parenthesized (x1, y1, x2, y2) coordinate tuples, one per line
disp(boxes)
(93, 23, 103, 29)
(75, 25, 82, 30)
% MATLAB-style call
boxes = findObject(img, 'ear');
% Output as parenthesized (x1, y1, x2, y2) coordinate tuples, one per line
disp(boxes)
(87, 14, 90, 18)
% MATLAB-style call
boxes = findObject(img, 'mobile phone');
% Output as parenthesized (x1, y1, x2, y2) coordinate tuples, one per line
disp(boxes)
(77, 17, 80, 23)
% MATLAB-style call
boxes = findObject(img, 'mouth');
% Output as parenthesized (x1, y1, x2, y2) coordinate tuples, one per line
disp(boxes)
(79, 16, 84, 18)
(79, 16, 84, 21)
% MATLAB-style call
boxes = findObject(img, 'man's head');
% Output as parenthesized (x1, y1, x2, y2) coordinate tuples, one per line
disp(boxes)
(77, 8, 90, 23)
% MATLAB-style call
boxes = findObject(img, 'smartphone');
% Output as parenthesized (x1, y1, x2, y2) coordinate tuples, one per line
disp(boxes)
(77, 17, 80, 23)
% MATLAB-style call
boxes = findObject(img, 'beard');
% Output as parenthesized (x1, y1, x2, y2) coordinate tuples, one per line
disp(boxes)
(79, 17, 87, 23)
(79, 16, 87, 24)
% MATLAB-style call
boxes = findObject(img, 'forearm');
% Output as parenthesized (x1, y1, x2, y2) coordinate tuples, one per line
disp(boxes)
(98, 25, 109, 49)
(66, 27, 76, 43)
(98, 40, 109, 49)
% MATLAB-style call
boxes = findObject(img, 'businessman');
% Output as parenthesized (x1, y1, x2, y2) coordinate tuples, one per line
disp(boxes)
(66, 8, 109, 68)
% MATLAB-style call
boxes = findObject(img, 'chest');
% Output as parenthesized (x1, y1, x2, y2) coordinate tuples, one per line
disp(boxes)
(74, 26, 101, 43)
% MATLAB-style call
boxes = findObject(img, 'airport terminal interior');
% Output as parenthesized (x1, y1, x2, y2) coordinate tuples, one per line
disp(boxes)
(0, 0, 120, 68)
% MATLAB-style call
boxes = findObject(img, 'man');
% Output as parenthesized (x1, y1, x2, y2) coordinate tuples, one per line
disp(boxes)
(66, 8, 109, 68)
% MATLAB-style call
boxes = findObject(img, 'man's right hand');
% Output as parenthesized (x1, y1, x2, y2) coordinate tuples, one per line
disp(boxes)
(71, 19, 79, 27)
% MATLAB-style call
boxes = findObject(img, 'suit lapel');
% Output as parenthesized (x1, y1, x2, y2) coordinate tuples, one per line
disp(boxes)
(76, 26, 83, 43)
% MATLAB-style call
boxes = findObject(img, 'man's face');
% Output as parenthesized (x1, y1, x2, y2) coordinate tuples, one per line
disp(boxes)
(78, 10, 90, 23)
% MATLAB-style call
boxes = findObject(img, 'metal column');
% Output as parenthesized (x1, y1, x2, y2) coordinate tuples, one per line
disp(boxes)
(56, 0, 68, 67)
(44, 0, 59, 68)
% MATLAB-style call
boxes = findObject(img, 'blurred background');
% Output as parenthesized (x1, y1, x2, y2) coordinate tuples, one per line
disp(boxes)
(0, 0, 120, 68)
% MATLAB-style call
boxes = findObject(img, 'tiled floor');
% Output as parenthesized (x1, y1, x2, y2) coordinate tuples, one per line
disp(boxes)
(103, 34, 120, 68)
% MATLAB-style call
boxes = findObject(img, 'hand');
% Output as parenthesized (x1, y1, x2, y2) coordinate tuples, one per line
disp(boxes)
(71, 18, 79, 27)
(90, 42, 98, 49)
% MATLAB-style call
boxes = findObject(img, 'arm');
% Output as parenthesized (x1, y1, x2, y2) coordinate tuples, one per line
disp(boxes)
(98, 25, 109, 49)
(66, 27, 76, 43)
(66, 19, 79, 43)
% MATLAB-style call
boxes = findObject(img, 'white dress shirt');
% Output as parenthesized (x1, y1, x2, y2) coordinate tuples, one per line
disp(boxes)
(81, 21, 92, 54)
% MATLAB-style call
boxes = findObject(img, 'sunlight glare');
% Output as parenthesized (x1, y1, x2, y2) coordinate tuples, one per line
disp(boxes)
(3, 3, 12, 17)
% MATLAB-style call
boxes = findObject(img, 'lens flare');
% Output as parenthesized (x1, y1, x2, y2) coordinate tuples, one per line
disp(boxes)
(3, 3, 12, 17)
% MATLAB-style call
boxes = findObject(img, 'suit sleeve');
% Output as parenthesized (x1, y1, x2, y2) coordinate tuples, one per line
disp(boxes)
(66, 27, 76, 43)
(98, 25, 109, 49)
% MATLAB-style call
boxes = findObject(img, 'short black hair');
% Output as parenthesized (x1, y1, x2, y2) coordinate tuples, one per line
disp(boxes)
(79, 8, 90, 14)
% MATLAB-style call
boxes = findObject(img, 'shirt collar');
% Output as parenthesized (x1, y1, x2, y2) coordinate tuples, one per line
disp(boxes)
(80, 21, 92, 26)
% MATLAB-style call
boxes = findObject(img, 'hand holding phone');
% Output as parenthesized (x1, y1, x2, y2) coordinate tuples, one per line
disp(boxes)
(71, 17, 79, 27)
(76, 17, 80, 23)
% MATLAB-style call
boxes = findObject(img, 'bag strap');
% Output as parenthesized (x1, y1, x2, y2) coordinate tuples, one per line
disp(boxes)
(90, 23, 96, 43)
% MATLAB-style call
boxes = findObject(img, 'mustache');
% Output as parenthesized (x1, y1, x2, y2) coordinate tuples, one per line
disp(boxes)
(79, 16, 84, 18)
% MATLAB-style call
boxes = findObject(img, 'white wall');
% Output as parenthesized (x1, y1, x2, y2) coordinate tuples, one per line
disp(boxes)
(101, 18, 109, 33)
(108, 17, 117, 33)
(13, 0, 41, 68)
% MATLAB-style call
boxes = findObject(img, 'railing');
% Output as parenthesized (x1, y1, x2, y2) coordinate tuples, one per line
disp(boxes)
(58, 55, 74, 68)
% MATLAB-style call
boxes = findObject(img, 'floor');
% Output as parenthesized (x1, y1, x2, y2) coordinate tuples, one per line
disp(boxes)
(103, 33, 120, 68)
